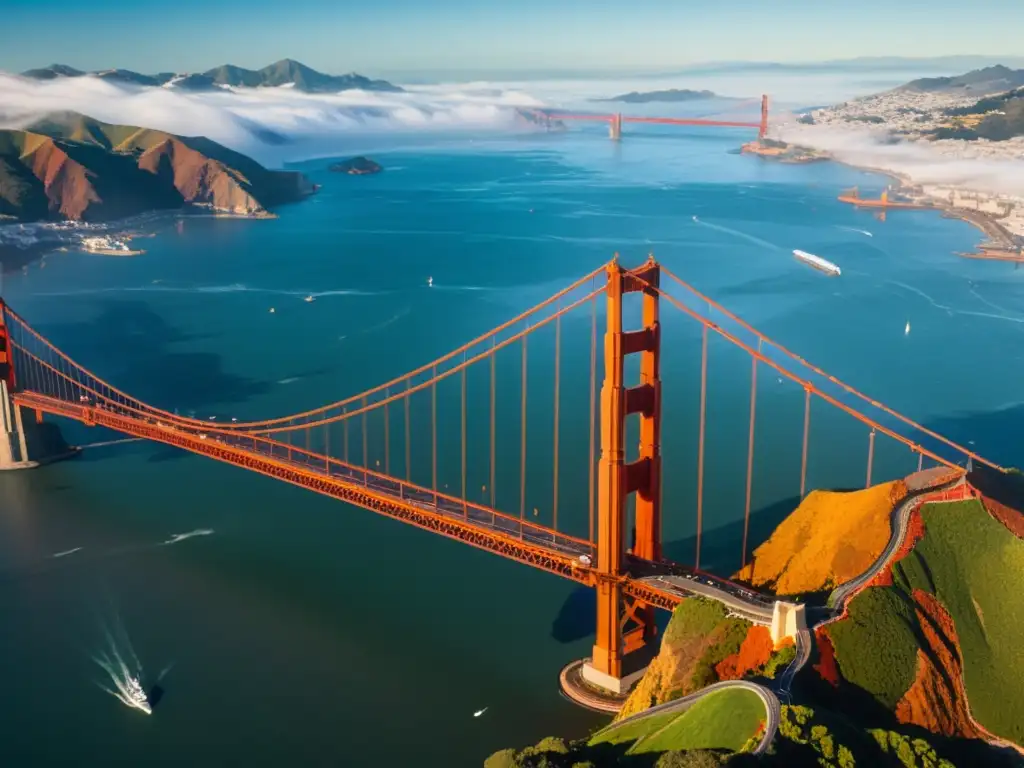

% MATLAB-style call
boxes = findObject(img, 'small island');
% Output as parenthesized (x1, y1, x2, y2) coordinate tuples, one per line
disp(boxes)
(329, 156, 382, 175)
(592, 88, 718, 104)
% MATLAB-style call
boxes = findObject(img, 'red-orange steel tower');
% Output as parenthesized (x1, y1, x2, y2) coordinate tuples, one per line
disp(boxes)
(0, 300, 14, 390)
(588, 256, 662, 691)
(759, 95, 770, 140)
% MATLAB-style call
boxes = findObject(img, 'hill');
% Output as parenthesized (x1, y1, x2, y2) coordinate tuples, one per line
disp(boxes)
(0, 112, 315, 222)
(933, 88, 1024, 141)
(617, 597, 793, 720)
(20, 59, 403, 93)
(592, 89, 718, 104)
(810, 495, 1024, 747)
(735, 480, 909, 596)
(898, 65, 1024, 96)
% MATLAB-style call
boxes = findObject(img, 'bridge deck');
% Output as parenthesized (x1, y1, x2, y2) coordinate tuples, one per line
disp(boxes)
(13, 391, 776, 617)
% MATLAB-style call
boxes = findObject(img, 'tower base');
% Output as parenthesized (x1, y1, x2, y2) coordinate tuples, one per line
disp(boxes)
(0, 381, 80, 470)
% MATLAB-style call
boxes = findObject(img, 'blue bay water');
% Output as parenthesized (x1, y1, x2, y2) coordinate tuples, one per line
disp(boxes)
(2, 124, 1023, 766)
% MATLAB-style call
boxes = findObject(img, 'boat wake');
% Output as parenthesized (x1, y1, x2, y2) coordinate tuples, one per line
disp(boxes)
(92, 611, 169, 716)
(50, 547, 83, 559)
(691, 217, 782, 251)
(837, 225, 873, 237)
(160, 528, 214, 546)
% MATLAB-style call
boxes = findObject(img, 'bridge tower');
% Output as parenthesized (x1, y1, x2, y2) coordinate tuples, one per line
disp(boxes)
(0, 300, 31, 470)
(0, 300, 77, 470)
(759, 94, 769, 140)
(609, 113, 623, 141)
(582, 256, 662, 695)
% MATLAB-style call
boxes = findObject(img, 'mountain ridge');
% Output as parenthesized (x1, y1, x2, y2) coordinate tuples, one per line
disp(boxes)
(18, 59, 403, 93)
(0, 111, 315, 222)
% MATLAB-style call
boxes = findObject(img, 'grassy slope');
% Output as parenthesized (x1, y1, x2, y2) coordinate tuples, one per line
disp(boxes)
(893, 499, 1024, 744)
(824, 498, 1024, 746)
(827, 587, 920, 709)
(590, 688, 764, 754)
(736, 480, 904, 595)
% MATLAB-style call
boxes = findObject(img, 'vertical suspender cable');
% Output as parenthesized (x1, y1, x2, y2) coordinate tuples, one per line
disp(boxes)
(695, 324, 709, 570)
(489, 336, 496, 509)
(405, 378, 411, 482)
(800, 388, 811, 498)
(866, 428, 876, 489)
(520, 330, 528, 523)
(431, 364, 437, 496)
(343, 405, 349, 464)
(588, 290, 597, 545)
(384, 386, 390, 475)
(362, 395, 368, 472)
(742, 340, 760, 569)
(461, 352, 467, 517)
(553, 310, 561, 530)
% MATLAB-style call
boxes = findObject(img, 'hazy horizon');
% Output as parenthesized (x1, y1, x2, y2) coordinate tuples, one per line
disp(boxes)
(3, 0, 1023, 76)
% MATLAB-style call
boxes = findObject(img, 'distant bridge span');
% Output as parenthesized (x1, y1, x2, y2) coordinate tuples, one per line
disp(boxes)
(537, 94, 770, 140)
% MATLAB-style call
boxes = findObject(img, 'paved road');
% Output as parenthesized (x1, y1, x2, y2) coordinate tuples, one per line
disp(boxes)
(827, 477, 964, 612)
(597, 679, 780, 756)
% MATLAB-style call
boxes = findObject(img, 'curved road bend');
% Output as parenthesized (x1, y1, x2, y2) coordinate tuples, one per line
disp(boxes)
(595, 680, 780, 757)
(827, 476, 966, 613)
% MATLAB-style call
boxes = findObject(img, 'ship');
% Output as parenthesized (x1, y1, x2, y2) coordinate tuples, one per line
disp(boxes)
(125, 676, 152, 715)
(793, 249, 841, 276)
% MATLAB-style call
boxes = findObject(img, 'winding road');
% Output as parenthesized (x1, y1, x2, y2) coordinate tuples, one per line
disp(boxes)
(595, 680, 781, 757)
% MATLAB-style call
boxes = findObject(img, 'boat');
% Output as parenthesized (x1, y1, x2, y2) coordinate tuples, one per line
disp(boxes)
(792, 249, 841, 276)
(427, 276, 433, 287)
(905, 321, 911, 336)
(304, 295, 315, 303)
(125, 677, 152, 715)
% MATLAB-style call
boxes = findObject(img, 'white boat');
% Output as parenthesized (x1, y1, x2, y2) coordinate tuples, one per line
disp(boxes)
(793, 249, 841, 276)
(304, 295, 315, 303)
(905, 321, 911, 336)
(125, 677, 152, 715)
(427, 276, 433, 287)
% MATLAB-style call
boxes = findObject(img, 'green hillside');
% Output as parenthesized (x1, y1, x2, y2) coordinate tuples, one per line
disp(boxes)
(818, 498, 1024, 746)
(590, 688, 765, 754)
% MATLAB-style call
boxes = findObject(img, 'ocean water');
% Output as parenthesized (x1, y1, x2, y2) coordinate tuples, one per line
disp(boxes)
(2, 122, 1024, 766)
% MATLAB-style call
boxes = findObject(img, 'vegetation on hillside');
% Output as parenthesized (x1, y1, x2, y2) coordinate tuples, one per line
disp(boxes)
(811, 498, 1024, 746)
(0, 112, 315, 222)
(736, 481, 907, 596)
(591, 688, 765, 755)
(484, 702, 1008, 767)
(618, 598, 790, 719)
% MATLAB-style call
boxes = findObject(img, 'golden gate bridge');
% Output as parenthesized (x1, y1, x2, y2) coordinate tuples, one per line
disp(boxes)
(531, 95, 770, 141)
(0, 256, 1002, 699)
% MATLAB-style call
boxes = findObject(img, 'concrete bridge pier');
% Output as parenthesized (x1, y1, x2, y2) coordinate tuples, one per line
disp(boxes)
(0, 379, 36, 470)
(0, 380, 79, 471)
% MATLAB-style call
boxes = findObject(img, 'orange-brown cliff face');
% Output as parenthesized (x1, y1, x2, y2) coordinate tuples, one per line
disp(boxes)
(0, 112, 315, 222)
(895, 590, 983, 738)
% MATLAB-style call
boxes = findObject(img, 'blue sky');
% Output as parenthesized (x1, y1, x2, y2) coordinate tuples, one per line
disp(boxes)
(1, 0, 1021, 76)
